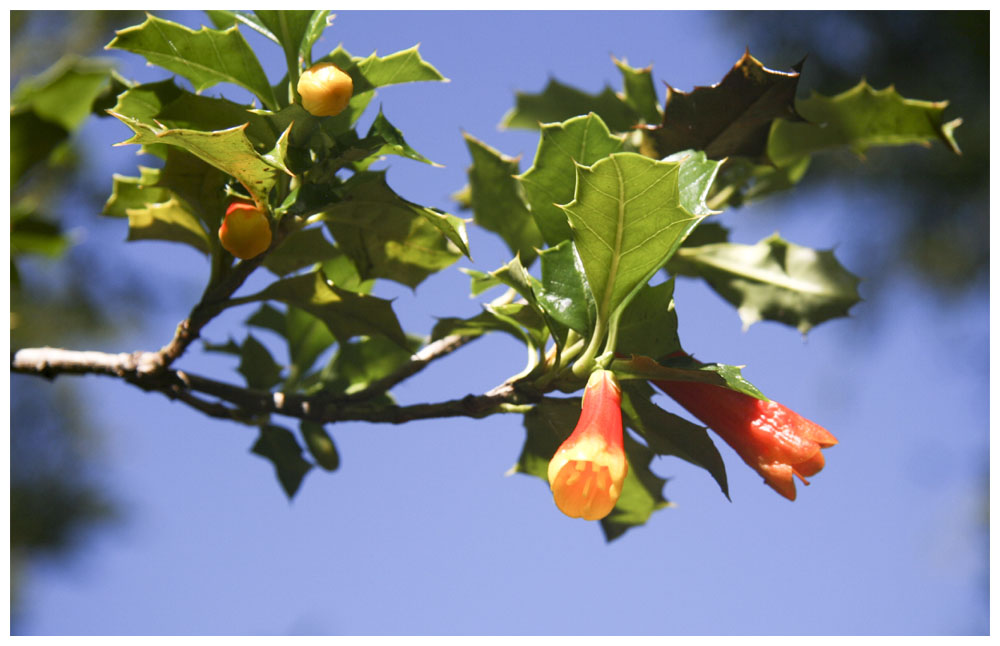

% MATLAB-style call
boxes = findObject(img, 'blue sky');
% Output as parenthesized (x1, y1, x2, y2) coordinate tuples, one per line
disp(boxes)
(12, 10, 989, 635)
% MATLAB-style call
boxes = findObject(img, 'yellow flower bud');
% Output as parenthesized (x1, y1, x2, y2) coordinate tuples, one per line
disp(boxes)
(297, 62, 354, 117)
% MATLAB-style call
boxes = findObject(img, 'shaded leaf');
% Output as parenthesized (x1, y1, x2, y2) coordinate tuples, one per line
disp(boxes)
(125, 196, 210, 254)
(359, 108, 440, 167)
(619, 381, 728, 498)
(768, 80, 962, 166)
(615, 279, 681, 360)
(670, 233, 862, 333)
(204, 10, 278, 44)
(264, 226, 339, 277)
(107, 14, 279, 109)
(246, 270, 407, 347)
(285, 306, 336, 387)
(246, 303, 287, 337)
(320, 249, 375, 294)
(322, 334, 422, 395)
(11, 210, 70, 258)
(156, 148, 230, 232)
(238, 334, 283, 390)
(501, 78, 636, 132)
(647, 50, 802, 161)
(251, 425, 313, 499)
(300, 421, 339, 471)
(517, 113, 624, 246)
(562, 152, 701, 325)
(600, 433, 671, 542)
(464, 133, 543, 265)
(10, 110, 69, 184)
(320, 171, 463, 288)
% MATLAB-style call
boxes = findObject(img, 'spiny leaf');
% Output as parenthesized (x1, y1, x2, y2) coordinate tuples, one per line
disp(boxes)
(646, 50, 802, 161)
(463, 133, 543, 265)
(615, 279, 681, 360)
(107, 14, 279, 109)
(108, 112, 290, 207)
(501, 78, 636, 132)
(284, 306, 336, 388)
(620, 381, 728, 499)
(611, 354, 766, 400)
(670, 233, 862, 333)
(246, 270, 407, 347)
(517, 113, 625, 246)
(102, 168, 168, 218)
(251, 425, 313, 499)
(768, 80, 962, 166)
(613, 56, 661, 125)
(124, 196, 210, 254)
(562, 152, 702, 325)
(156, 148, 230, 232)
(238, 334, 283, 390)
(320, 172, 464, 288)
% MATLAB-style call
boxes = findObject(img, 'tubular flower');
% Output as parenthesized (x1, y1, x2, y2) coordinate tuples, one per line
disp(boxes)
(653, 379, 837, 501)
(548, 369, 628, 520)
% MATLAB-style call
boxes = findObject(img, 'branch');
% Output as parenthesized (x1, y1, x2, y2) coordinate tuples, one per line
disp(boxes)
(12, 346, 541, 426)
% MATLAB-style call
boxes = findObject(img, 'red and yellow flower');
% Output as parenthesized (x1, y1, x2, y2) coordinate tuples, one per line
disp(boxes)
(653, 378, 837, 500)
(548, 369, 628, 520)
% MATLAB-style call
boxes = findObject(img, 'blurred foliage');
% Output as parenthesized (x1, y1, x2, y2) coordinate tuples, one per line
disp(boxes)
(724, 10, 988, 291)
(10, 10, 143, 624)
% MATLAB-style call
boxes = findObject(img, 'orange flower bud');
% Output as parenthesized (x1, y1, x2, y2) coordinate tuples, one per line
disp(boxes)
(218, 201, 271, 260)
(297, 62, 353, 117)
(653, 379, 838, 500)
(548, 369, 628, 521)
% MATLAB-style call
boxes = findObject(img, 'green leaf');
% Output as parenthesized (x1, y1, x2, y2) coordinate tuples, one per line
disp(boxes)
(501, 78, 636, 132)
(646, 51, 802, 161)
(562, 152, 701, 325)
(768, 80, 962, 166)
(145, 87, 277, 148)
(343, 44, 448, 93)
(600, 433, 671, 542)
(613, 57, 661, 125)
(361, 108, 440, 167)
(463, 133, 543, 265)
(102, 168, 168, 218)
(668, 150, 723, 217)
(285, 306, 336, 387)
(246, 303, 287, 337)
(517, 113, 625, 246)
(264, 226, 339, 277)
(536, 240, 595, 336)
(11, 211, 70, 258)
(245, 270, 407, 347)
(431, 304, 538, 348)
(320, 172, 464, 288)
(670, 233, 862, 333)
(107, 14, 279, 110)
(108, 111, 289, 208)
(460, 268, 504, 297)
(620, 381, 728, 498)
(11, 55, 116, 131)
(251, 425, 313, 499)
(204, 10, 278, 44)
(155, 148, 230, 232)
(239, 334, 283, 390)
(322, 334, 422, 395)
(255, 11, 319, 59)
(611, 354, 766, 400)
(615, 279, 681, 360)
(125, 196, 211, 254)
(300, 421, 339, 471)
(10, 110, 69, 184)
(320, 249, 375, 294)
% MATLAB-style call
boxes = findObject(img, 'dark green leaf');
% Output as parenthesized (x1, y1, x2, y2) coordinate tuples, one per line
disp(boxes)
(620, 381, 728, 498)
(239, 334, 283, 390)
(246, 303, 287, 337)
(670, 233, 862, 333)
(322, 334, 422, 395)
(300, 421, 339, 471)
(536, 240, 595, 336)
(11, 211, 70, 258)
(615, 279, 681, 360)
(285, 306, 336, 387)
(10, 110, 69, 184)
(361, 108, 440, 166)
(517, 113, 624, 246)
(156, 148, 230, 232)
(204, 10, 278, 43)
(320, 171, 464, 288)
(613, 56, 661, 125)
(768, 80, 962, 165)
(600, 433, 671, 542)
(464, 133, 543, 265)
(107, 14, 279, 109)
(251, 425, 313, 498)
(264, 226, 339, 277)
(646, 51, 802, 161)
(501, 78, 636, 133)
(320, 249, 375, 294)
(610, 354, 766, 400)
(513, 397, 580, 479)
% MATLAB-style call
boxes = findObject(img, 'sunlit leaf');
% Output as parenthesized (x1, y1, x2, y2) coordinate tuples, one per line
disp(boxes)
(615, 279, 680, 360)
(536, 240, 595, 337)
(264, 226, 339, 277)
(613, 56, 661, 125)
(102, 168, 168, 218)
(322, 334, 422, 395)
(300, 421, 339, 471)
(611, 354, 766, 400)
(125, 196, 210, 254)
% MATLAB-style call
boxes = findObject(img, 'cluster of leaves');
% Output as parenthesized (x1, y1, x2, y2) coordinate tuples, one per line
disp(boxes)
(460, 50, 960, 539)
(10, 11, 962, 541)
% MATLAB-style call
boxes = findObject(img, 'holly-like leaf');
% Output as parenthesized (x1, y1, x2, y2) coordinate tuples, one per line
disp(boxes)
(107, 14, 279, 110)
(285, 306, 336, 388)
(11, 55, 116, 131)
(517, 113, 624, 246)
(108, 111, 290, 207)
(460, 268, 504, 297)
(600, 433, 671, 542)
(611, 354, 766, 400)
(464, 133, 543, 265)
(264, 226, 339, 277)
(238, 334, 283, 390)
(245, 270, 407, 347)
(300, 421, 339, 471)
(346, 44, 447, 92)
(124, 196, 211, 254)
(536, 240, 595, 337)
(620, 381, 729, 498)
(613, 57, 661, 125)
(501, 78, 636, 133)
(647, 50, 802, 161)
(562, 152, 702, 326)
(10, 111, 68, 184)
(102, 168, 168, 218)
(251, 425, 313, 499)
(615, 279, 681, 360)
(768, 80, 962, 166)
(156, 148, 230, 232)
(320, 171, 464, 288)
(255, 11, 323, 64)
(321, 334, 422, 396)
(670, 233, 862, 333)
(204, 10, 278, 44)
(360, 108, 440, 167)
(668, 150, 723, 217)
(246, 303, 287, 337)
